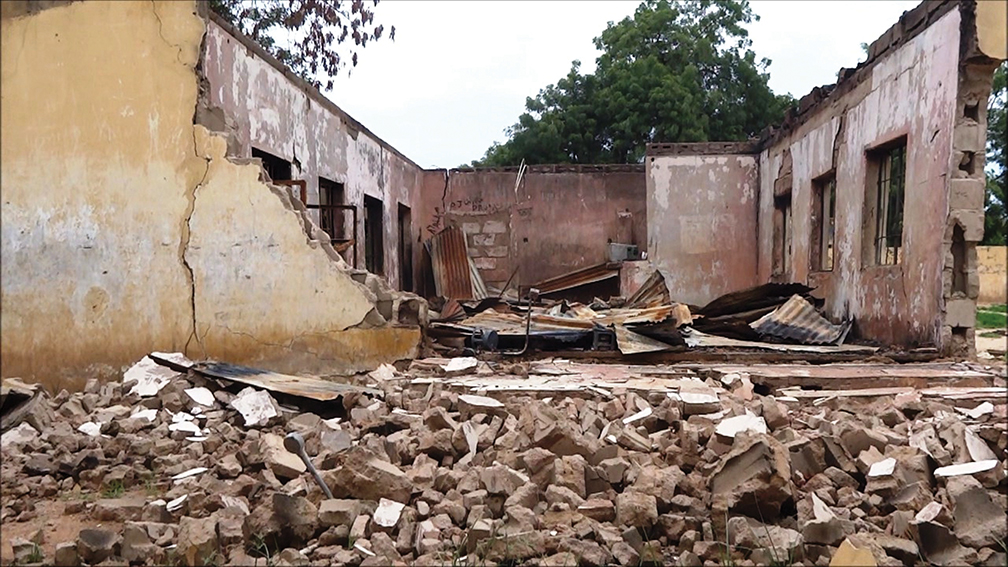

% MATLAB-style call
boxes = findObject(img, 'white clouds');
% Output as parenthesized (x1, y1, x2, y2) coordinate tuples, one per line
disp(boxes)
(325, 0, 920, 168)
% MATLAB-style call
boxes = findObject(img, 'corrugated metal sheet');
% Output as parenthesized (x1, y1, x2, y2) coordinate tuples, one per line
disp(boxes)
(749, 294, 852, 345)
(427, 226, 487, 300)
(625, 270, 671, 309)
(191, 362, 382, 401)
(527, 262, 620, 296)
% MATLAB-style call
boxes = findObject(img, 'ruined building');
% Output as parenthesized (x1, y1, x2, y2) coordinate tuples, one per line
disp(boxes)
(1, 0, 1005, 387)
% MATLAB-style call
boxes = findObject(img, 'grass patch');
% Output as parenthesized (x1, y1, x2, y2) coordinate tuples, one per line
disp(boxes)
(977, 309, 1007, 329)
(980, 303, 1007, 314)
(101, 479, 125, 499)
(980, 330, 1005, 338)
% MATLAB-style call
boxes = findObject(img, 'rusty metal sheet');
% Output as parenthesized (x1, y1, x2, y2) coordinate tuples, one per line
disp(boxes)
(527, 262, 620, 296)
(427, 226, 488, 300)
(625, 270, 671, 309)
(750, 294, 851, 345)
(696, 283, 814, 318)
(190, 361, 381, 401)
(683, 329, 876, 353)
(615, 325, 674, 355)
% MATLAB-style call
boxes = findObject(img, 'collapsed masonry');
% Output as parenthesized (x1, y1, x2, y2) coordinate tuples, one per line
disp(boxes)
(0, 0, 427, 389)
(1, 356, 1006, 565)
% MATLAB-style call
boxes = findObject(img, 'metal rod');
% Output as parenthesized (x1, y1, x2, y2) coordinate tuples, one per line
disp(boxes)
(284, 432, 333, 499)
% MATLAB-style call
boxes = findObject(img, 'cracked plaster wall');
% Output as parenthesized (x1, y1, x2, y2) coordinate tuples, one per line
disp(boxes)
(646, 151, 759, 306)
(0, 0, 419, 389)
(753, 6, 994, 350)
(199, 17, 425, 291)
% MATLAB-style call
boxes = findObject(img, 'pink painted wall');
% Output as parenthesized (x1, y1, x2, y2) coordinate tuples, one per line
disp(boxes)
(646, 146, 760, 306)
(756, 9, 961, 346)
(419, 166, 646, 294)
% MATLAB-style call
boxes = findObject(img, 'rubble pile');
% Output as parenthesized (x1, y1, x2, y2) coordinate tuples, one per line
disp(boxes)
(1, 357, 1006, 567)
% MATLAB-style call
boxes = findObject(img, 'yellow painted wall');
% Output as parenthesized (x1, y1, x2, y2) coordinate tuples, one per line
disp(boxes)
(977, 246, 1007, 305)
(1, 0, 205, 389)
(1, 1, 420, 389)
(976, 0, 1007, 60)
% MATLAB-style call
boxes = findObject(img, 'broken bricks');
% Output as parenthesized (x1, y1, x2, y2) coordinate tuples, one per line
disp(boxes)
(1, 353, 1006, 567)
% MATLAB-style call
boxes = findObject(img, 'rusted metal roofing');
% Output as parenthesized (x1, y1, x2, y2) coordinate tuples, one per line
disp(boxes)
(526, 262, 620, 296)
(749, 294, 852, 345)
(427, 226, 488, 300)
(625, 270, 671, 309)
(697, 283, 813, 319)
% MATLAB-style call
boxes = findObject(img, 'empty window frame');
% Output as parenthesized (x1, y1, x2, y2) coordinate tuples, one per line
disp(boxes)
(398, 204, 413, 292)
(364, 195, 384, 275)
(864, 140, 907, 266)
(318, 177, 346, 241)
(811, 172, 837, 272)
(251, 147, 292, 182)
(772, 195, 793, 276)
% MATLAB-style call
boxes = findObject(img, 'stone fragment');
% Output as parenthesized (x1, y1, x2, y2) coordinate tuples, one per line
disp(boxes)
(260, 433, 307, 480)
(728, 516, 803, 561)
(323, 447, 412, 503)
(94, 496, 146, 523)
(480, 463, 529, 495)
(709, 433, 793, 520)
(504, 482, 539, 510)
(577, 498, 616, 522)
(272, 493, 319, 544)
(947, 475, 1007, 548)
(76, 529, 121, 565)
(612, 541, 641, 566)
(319, 499, 374, 529)
(558, 538, 611, 567)
(54, 542, 79, 567)
(545, 484, 585, 509)
(216, 454, 243, 479)
(553, 455, 588, 498)
(616, 491, 658, 528)
(178, 515, 218, 566)
(121, 523, 160, 564)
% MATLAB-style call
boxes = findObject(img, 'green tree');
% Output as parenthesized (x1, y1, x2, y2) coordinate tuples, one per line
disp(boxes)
(475, 0, 793, 166)
(208, 0, 394, 91)
(983, 62, 1006, 245)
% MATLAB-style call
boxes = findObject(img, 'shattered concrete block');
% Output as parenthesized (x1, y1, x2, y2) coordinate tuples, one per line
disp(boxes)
(727, 516, 803, 562)
(54, 542, 79, 567)
(323, 447, 412, 503)
(260, 433, 307, 480)
(616, 490, 658, 528)
(75, 529, 121, 565)
(947, 475, 1008, 548)
(480, 463, 529, 495)
(577, 498, 616, 522)
(709, 433, 794, 520)
(558, 538, 610, 567)
(178, 515, 219, 566)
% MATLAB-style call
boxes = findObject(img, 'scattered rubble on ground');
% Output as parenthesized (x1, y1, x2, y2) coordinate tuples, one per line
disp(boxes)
(1, 354, 1006, 567)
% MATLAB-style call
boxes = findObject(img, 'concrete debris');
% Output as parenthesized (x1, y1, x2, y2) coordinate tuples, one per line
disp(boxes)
(1, 353, 1006, 566)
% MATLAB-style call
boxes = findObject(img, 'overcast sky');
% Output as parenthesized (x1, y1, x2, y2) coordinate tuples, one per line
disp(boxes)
(326, 1, 920, 169)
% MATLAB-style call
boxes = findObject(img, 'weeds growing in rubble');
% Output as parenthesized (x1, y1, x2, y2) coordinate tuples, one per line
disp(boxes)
(101, 479, 125, 499)
(142, 473, 160, 498)
(249, 533, 276, 566)
(14, 543, 44, 565)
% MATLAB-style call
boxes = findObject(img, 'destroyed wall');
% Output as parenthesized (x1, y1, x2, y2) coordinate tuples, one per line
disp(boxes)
(0, 0, 422, 389)
(200, 15, 425, 291)
(0, 0, 206, 390)
(419, 166, 646, 293)
(645, 143, 760, 306)
(755, 1, 1004, 351)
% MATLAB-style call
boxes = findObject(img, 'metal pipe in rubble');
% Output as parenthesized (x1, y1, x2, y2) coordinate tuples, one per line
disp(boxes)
(284, 431, 334, 499)
(508, 287, 539, 357)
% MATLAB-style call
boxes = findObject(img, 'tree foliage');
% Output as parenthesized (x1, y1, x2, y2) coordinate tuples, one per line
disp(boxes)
(983, 62, 1006, 245)
(475, 0, 793, 166)
(208, 0, 394, 91)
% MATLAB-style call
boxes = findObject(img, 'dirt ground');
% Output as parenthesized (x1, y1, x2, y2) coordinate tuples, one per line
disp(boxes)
(0, 493, 130, 564)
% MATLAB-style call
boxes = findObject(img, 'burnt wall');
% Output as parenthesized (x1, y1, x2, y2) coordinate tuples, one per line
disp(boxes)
(419, 166, 646, 293)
